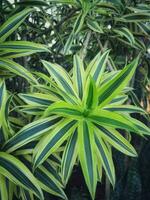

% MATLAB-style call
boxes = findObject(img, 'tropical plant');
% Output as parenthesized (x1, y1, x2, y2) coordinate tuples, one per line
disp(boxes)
(3, 50, 150, 199)
(0, 8, 66, 200)
(0, 1, 150, 200)
(0, 8, 49, 82)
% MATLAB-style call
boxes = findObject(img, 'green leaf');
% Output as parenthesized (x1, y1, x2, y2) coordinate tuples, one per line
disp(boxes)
(0, 80, 9, 142)
(73, 54, 85, 99)
(109, 95, 128, 105)
(23, 156, 67, 200)
(103, 104, 146, 114)
(78, 121, 97, 199)
(0, 8, 33, 42)
(0, 59, 37, 84)
(73, 12, 85, 34)
(83, 78, 98, 110)
(95, 125, 137, 157)
(98, 57, 139, 108)
(19, 93, 58, 106)
(0, 41, 49, 58)
(88, 110, 138, 133)
(42, 60, 77, 98)
(15, 0, 50, 6)
(48, 0, 76, 5)
(96, 2, 119, 13)
(0, 152, 43, 199)
(86, 50, 110, 85)
(20, 189, 34, 200)
(20, 105, 45, 115)
(3, 116, 62, 153)
(87, 19, 103, 33)
(123, 115, 150, 136)
(35, 165, 67, 200)
(64, 12, 85, 54)
(0, 175, 8, 200)
(136, 22, 150, 36)
(94, 134, 115, 186)
(33, 119, 77, 168)
(61, 129, 78, 185)
(64, 33, 74, 55)
(119, 13, 150, 22)
(44, 101, 83, 119)
(113, 27, 135, 45)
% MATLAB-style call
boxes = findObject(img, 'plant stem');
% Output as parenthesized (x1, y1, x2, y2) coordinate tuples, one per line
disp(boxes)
(94, 33, 115, 71)
(80, 30, 92, 60)
(105, 176, 111, 200)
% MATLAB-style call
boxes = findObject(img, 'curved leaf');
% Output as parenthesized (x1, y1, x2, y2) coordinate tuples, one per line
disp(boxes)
(33, 119, 77, 168)
(3, 116, 62, 153)
(0, 152, 43, 199)
(0, 8, 33, 42)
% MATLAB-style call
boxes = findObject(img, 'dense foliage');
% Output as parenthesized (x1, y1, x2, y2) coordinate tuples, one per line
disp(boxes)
(0, 0, 150, 200)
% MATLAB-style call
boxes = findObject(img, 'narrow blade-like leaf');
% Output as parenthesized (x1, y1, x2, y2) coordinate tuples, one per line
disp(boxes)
(98, 57, 139, 108)
(33, 119, 77, 168)
(78, 121, 97, 199)
(0, 152, 43, 199)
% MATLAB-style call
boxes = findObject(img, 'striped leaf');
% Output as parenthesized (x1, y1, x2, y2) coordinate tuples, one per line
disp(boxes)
(19, 93, 58, 106)
(0, 9, 33, 42)
(0, 59, 37, 84)
(86, 50, 110, 85)
(14, 141, 38, 156)
(95, 125, 137, 157)
(73, 12, 85, 34)
(42, 159, 62, 186)
(61, 129, 78, 185)
(96, 2, 119, 13)
(98, 57, 139, 108)
(87, 19, 103, 33)
(0, 175, 8, 200)
(101, 71, 119, 86)
(33, 119, 77, 168)
(20, 105, 46, 115)
(94, 134, 115, 186)
(88, 110, 138, 133)
(86, 52, 101, 75)
(35, 165, 67, 200)
(123, 115, 150, 136)
(0, 41, 49, 58)
(15, 0, 50, 6)
(97, 158, 102, 182)
(136, 22, 150, 36)
(113, 27, 135, 44)
(109, 95, 128, 105)
(64, 33, 74, 55)
(78, 121, 97, 198)
(135, 38, 146, 50)
(83, 78, 98, 110)
(42, 60, 77, 98)
(45, 83, 78, 105)
(0, 152, 43, 199)
(73, 54, 85, 99)
(64, 12, 85, 54)
(21, 156, 67, 200)
(20, 189, 34, 200)
(3, 116, 62, 153)
(48, 0, 77, 5)
(44, 101, 83, 119)
(0, 80, 6, 110)
(103, 105, 146, 114)
(119, 13, 150, 22)
(0, 80, 9, 142)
